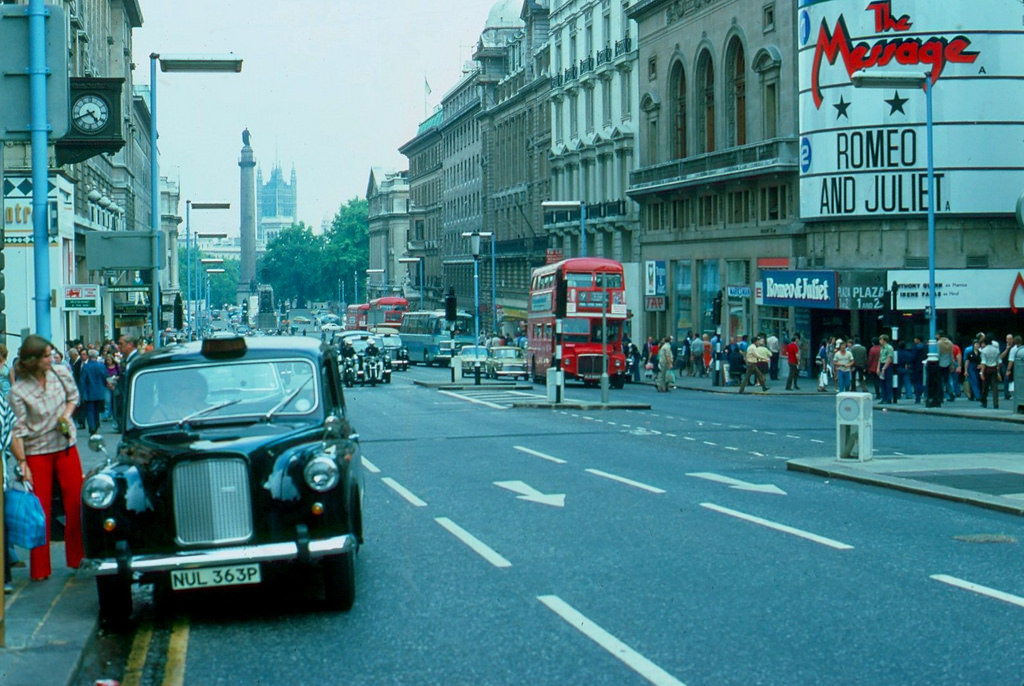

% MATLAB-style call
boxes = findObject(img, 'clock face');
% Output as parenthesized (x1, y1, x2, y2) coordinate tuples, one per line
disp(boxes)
(71, 94, 110, 133)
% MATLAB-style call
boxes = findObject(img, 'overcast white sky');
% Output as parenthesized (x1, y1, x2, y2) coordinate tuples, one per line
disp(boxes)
(133, 0, 505, 236)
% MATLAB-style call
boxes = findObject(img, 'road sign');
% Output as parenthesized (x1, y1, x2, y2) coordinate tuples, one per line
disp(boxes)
(62, 284, 100, 314)
(0, 5, 70, 140)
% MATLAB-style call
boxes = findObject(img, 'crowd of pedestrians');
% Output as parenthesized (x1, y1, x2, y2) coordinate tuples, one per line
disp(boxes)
(2, 332, 148, 591)
(624, 328, 1019, 411)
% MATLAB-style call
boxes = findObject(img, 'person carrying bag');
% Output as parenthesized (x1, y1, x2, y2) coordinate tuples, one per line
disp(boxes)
(1, 377, 33, 590)
(8, 335, 83, 582)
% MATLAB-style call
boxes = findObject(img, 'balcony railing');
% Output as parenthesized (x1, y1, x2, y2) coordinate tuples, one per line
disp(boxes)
(579, 56, 595, 74)
(563, 65, 577, 82)
(542, 199, 631, 226)
(595, 46, 613, 66)
(614, 37, 632, 57)
(628, 138, 799, 194)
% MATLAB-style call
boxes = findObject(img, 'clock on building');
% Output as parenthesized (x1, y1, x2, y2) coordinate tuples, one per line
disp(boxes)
(71, 93, 111, 134)
(56, 77, 125, 165)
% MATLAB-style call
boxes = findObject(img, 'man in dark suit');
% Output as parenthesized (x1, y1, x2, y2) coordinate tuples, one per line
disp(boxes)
(112, 335, 140, 431)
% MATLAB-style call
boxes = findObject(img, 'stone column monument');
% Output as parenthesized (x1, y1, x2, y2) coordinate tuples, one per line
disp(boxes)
(238, 128, 257, 304)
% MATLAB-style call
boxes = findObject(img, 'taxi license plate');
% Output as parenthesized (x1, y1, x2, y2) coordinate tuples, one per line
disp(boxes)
(170, 564, 261, 590)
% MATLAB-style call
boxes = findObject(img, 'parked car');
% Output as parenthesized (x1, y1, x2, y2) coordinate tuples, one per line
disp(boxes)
(321, 322, 343, 332)
(458, 345, 490, 376)
(82, 335, 364, 626)
(485, 345, 528, 380)
(292, 315, 313, 326)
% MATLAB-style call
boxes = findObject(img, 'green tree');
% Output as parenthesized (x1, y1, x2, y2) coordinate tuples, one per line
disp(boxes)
(323, 197, 369, 303)
(258, 222, 327, 306)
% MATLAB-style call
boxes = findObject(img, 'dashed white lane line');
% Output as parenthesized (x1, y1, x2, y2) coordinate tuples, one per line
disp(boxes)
(749, 452, 765, 457)
(684, 436, 696, 442)
(381, 477, 427, 507)
(586, 468, 666, 494)
(703, 441, 717, 447)
(666, 433, 677, 438)
(435, 517, 511, 568)
(810, 439, 825, 444)
(931, 575, 1024, 609)
(361, 457, 381, 473)
(785, 434, 801, 439)
(700, 502, 854, 550)
(513, 446, 567, 464)
(724, 446, 739, 451)
(538, 595, 686, 686)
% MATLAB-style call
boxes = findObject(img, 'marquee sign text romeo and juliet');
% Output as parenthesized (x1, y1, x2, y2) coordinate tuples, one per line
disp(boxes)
(797, 0, 1024, 220)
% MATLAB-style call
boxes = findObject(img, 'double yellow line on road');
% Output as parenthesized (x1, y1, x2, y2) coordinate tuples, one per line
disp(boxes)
(122, 616, 190, 686)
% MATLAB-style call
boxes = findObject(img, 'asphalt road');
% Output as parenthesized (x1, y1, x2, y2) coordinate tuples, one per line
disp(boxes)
(76, 364, 1024, 685)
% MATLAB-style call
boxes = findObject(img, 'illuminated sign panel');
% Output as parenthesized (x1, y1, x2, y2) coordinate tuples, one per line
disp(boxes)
(798, 0, 1024, 219)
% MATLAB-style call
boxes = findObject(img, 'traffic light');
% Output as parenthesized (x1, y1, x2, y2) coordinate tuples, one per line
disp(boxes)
(444, 287, 457, 322)
(712, 290, 723, 325)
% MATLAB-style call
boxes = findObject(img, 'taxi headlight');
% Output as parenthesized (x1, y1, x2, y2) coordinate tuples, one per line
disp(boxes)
(83, 474, 117, 509)
(304, 456, 340, 492)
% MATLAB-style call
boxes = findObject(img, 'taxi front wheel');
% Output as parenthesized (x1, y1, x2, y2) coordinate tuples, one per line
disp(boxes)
(97, 575, 133, 628)
(323, 551, 355, 611)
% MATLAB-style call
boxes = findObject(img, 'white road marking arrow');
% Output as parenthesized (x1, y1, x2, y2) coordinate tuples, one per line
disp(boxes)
(494, 480, 566, 507)
(686, 472, 787, 495)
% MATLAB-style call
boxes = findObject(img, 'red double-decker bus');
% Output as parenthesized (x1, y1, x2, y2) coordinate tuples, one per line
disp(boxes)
(345, 303, 369, 330)
(527, 257, 628, 388)
(367, 296, 408, 327)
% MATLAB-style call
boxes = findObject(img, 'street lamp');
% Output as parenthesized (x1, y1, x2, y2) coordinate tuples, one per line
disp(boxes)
(461, 231, 492, 385)
(851, 69, 940, 407)
(542, 200, 587, 258)
(365, 268, 384, 300)
(199, 258, 223, 331)
(150, 52, 242, 347)
(205, 267, 225, 334)
(185, 202, 230, 332)
(398, 257, 424, 310)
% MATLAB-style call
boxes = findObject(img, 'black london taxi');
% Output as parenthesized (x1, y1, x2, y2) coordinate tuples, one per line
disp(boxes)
(81, 335, 363, 625)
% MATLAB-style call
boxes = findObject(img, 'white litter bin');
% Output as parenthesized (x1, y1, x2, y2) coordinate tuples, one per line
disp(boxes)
(836, 392, 873, 461)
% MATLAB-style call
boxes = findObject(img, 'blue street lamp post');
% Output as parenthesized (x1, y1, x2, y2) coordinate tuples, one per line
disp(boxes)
(185, 203, 230, 332)
(462, 231, 492, 385)
(149, 53, 241, 347)
(852, 69, 940, 407)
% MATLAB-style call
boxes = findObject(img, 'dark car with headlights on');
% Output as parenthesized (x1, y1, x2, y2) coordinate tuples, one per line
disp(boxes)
(81, 336, 363, 626)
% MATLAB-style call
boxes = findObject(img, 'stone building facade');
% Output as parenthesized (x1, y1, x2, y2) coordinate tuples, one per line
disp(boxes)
(398, 109, 444, 310)
(365, 168, 409, 299)
(626, 0, 801, 345)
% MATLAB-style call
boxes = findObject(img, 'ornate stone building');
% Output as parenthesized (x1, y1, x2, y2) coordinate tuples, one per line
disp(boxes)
(398, 109, 444, 310)
(257, 162, 297, 247)
(365, 168, 409, 299)
(626, 0, 801, 343)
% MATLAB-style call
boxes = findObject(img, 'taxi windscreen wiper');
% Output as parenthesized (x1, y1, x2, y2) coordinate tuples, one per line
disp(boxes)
(264, 376, 313, 421)
(177, 399, 242, 427)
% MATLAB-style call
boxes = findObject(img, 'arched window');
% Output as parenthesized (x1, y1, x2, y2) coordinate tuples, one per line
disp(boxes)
(670, 61, 687, 159)
(726, 38, 747, 147)
(696, 50, 715, 153)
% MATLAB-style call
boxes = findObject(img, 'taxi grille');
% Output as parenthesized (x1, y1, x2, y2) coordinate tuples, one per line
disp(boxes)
(173, 458, 253, 546)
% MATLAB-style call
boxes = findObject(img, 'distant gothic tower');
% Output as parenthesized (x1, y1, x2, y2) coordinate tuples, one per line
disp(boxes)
(238, 128, 257, 302)
(256, 162, 298, 246)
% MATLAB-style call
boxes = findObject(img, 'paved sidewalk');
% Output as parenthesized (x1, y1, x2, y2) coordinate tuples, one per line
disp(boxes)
(1, 423, 116, 686)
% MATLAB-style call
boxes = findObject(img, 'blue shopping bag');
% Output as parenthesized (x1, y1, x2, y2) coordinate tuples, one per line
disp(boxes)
(4, 483, 47, 550)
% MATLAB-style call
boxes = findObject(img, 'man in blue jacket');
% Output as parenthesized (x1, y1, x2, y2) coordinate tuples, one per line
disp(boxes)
(78, 349, 109, 435)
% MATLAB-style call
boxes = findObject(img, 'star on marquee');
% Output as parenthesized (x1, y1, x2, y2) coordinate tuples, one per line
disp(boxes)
(833, 95, 851, 119)
(885, 91, 909, 115)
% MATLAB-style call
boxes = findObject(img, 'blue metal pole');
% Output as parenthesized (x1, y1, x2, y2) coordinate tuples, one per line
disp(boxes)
(419, 259, 424, 310)
(28, 0, 51, 340)
(185, 201, 192, 331)
(150, 54, 160, 347)
(473, 256, 480, 384)
(490, 233, 496, 335)
(579, 201, 586, 258)
(925, 75, 936, 349)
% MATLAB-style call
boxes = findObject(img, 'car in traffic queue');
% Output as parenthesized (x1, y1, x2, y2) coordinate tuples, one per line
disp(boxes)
(485, 345, 529, 380)
(370, 327, 409, 372)
(80, 335, 364, 626)
(458, 345, 491, 377)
